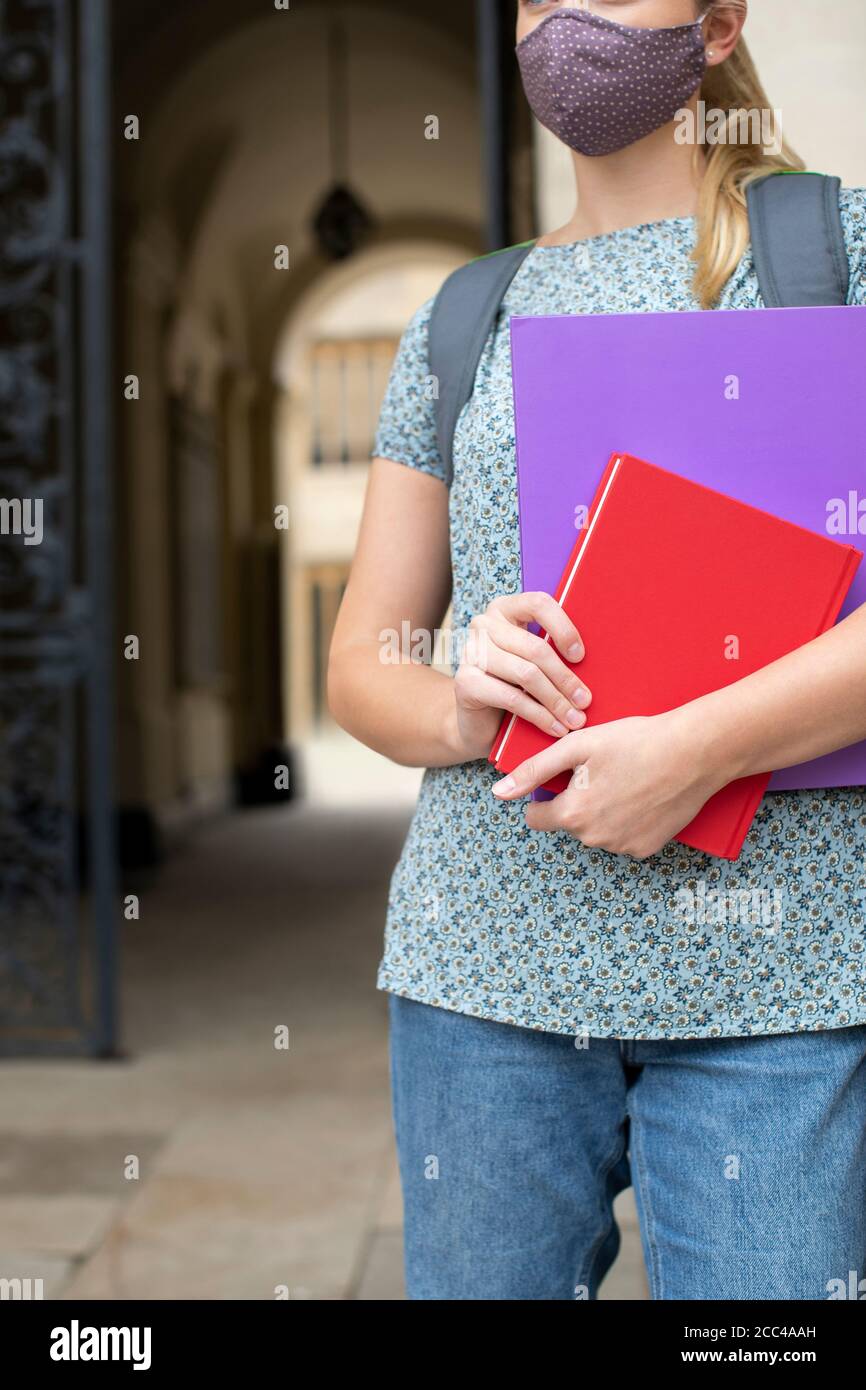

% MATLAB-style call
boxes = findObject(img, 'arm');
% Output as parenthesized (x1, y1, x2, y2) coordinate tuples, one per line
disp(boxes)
(328, 458, 590, 768)
(327, 458, 463, 768)
(681, 601, 866, 780)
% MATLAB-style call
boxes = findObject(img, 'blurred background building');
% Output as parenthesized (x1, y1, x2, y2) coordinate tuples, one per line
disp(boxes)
(1, 0, 535, 1060)
(1, 0, 864, 1300)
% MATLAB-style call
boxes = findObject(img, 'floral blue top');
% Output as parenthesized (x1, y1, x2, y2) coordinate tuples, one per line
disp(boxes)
(372, 192, 866, 1040)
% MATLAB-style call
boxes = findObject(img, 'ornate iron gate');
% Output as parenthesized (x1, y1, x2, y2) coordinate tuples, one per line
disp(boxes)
(0, 0, 117, 1055)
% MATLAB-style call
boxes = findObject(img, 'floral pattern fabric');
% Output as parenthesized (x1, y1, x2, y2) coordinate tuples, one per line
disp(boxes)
(371, 193, 866, 1040)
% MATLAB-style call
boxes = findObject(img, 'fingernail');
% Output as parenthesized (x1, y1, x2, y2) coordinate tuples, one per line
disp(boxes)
(573, 688, 592, 710)
(565, 708, 586, 729)
(493, 776, 516, 797)
(566, 642, 584, 662)
(551, 719, 568, 736)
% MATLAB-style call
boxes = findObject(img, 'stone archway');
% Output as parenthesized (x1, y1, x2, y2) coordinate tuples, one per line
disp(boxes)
(271, 239, 471, 801)
(114, 2, 493, 835)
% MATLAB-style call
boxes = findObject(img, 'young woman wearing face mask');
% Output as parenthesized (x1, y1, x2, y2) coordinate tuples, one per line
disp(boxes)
(329, 0, 866, 1300)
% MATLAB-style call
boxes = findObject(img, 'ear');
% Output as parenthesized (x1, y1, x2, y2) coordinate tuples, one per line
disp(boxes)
(703, 3, 747, 68)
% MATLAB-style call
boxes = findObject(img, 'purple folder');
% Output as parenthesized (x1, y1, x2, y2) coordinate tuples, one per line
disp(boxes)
(511, 306, 866, 790)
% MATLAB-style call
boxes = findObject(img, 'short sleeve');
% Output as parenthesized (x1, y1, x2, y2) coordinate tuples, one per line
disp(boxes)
(372, 296, 448, 483)
(840, 188, 866, 306)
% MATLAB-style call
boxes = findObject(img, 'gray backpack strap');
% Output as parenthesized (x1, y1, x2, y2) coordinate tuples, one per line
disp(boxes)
(747, 172, 849, 308)
(429, 242, 534, 485)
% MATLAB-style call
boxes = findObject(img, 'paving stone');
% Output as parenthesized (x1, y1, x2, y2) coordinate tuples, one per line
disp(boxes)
(354, 1230, 405, 1300)
(599, 1226, 651, 1300)
(0, 1134, 164, 1197)
(0, 1197, 118, 1257)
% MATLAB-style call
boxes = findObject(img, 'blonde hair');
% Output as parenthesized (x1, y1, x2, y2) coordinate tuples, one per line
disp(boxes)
(692, 0, 805, 307)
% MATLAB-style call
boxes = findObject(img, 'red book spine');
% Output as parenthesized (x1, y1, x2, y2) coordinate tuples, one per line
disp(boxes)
(489, 453, 622, 772)
(489, 452, 621, 773)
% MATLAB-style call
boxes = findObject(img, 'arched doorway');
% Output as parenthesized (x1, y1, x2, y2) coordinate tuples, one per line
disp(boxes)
(272, 241, 469, 803)
(113, 1, 495, 844)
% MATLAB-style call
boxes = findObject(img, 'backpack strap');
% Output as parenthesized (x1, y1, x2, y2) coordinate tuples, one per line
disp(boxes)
(747, 171, 849, 309)
(429, 242, 534, 485)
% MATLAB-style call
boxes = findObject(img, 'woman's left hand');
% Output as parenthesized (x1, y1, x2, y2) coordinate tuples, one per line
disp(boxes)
(491, 709, 727, 860)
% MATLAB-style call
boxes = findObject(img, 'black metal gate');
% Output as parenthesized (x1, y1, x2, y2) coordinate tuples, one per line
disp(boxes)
(0, 0, 117, 1055)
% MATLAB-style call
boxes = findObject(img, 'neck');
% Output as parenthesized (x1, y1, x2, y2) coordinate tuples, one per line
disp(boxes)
(539, 116, 708, 246)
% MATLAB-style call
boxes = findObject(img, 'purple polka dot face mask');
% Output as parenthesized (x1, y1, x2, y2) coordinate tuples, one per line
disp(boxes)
(516, 6, 707, 157)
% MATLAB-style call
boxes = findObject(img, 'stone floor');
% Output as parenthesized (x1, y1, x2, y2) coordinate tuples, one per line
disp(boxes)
(0, 757, 649, 1299)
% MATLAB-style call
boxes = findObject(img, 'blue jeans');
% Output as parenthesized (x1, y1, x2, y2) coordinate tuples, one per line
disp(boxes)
(388, 994, 866, 1300)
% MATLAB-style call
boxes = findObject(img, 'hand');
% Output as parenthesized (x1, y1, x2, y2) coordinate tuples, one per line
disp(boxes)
(491, 709, 725, 860)
(452, 592, 592, 761)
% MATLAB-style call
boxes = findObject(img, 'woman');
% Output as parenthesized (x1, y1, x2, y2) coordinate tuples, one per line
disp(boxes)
(329, 0, 866, 1300)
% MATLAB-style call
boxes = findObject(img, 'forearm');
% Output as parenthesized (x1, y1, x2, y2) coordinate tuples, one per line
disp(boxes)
(680, 603, 866, 784)
(328, 641, 469, 768)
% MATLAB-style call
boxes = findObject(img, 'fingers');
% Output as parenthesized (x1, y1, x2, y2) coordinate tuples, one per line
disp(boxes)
(492, 730, 590, 798)
(486, 612, 591, 708)
(479, 636, 588, 731)
(524, 795, 570, 833)
(470, 598, 592, 727)
(457, 665, 583, 739)
(459, 590, 590, 734)
(490, 591, 585, 664)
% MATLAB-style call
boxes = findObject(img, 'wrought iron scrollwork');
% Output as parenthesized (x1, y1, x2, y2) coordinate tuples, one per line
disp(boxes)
(0, 0, 116, 1054)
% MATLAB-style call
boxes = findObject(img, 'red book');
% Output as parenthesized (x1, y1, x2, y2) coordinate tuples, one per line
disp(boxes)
(490, 453, 862, 860)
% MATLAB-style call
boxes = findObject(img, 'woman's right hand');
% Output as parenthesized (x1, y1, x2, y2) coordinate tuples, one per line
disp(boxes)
(452, 592, 592, 761)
